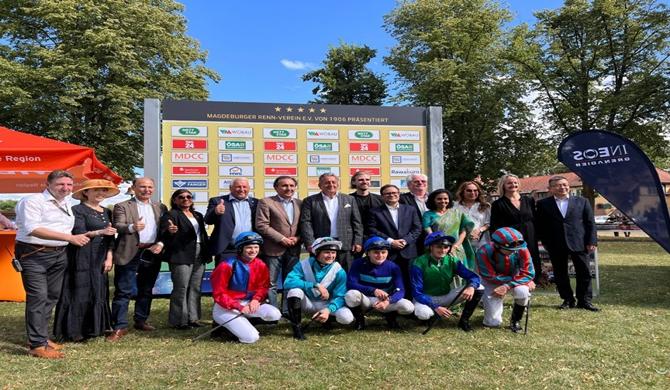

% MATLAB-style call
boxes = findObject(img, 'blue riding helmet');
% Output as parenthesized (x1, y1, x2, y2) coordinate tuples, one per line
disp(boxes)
(424, 231, 456, 247)
(234, 231, 264, 250)
(364, 236, 391, 252)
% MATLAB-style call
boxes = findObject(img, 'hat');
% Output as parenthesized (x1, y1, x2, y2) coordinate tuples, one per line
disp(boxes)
(234, 231, 264, 250)
(364, 236, 390, 252)
(312, 237, 342, 252)
(424, 231, 456, 247)
(72, 179, 120, 200)
(491, 227, 527, 251)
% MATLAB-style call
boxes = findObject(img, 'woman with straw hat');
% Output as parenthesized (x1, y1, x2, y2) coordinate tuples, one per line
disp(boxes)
(53, 179, 119, 342)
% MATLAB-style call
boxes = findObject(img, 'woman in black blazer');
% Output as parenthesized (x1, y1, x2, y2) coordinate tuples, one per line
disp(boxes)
(159, 189, 212, 329)
(490, 174, 542, 284)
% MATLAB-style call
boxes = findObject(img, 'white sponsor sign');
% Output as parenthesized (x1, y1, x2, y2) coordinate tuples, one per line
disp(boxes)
(171, 126, 208, 137)
(307, 166, 340, 176)
(390, 155, 421, 165)
(194, 204, 207, 215)
(218, 165, 254, 177)
(264, 179, 276, 189)
(306, 129, 339, 139)
(219, 140, 253, 150)
(264, 153, 298, 164)
(307, 154, 340, 164)
(263, 128, 297, 139)
(171, 151, 208, 163)
(390, 167, 422, 176)
(388, 130, 421, 140)
(348, 130, 380, 140)
(191, 191, 209, 202)
(219, 178, 255, 189)
(307, 142, 339, 152)
(391, 179, 408, 187)
(390, 142, 421, 153)
(218, 127, 253, 138)
(219, 153, 254, 163)
(348, 154, 381, 165)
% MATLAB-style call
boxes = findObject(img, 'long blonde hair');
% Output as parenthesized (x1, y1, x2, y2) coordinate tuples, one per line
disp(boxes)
(455, 181, 490, 212)
(497, 174, 520, 198)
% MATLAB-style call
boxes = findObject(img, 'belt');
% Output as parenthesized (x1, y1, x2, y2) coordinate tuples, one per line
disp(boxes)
(16, 241, 66, 253)
(138, 243, 155, 249)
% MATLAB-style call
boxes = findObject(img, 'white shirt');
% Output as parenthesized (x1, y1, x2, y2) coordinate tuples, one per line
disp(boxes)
(385, 203, 400, 229)
(188, 216, 201, 243)
(279, 196, 294, 225)
(454, 201, 491, 248)
(130, 200, 158, 244)
(322, 193, 339, 237)
(231, 197, 252, 240)
(413, 193, 428, 215)
(554, 196, 569, 218)
(15, 190, 74, 246)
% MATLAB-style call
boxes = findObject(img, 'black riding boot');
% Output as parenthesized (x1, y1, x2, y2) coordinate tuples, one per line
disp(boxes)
(509, 303, 526, 333)
(350, 305, 366, 331)
(458, 288, 483, 332)
(384, 312, 401, 329)
(287, 297, 306, 340)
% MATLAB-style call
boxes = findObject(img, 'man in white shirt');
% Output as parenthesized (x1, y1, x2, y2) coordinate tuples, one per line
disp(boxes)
(108, 177, 167, 341)
(15, 170, 90, 359)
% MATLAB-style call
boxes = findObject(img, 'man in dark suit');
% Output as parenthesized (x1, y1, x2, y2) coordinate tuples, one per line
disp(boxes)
(255, 176, 302, 310)
(205, 177, 258, 265)
(399, 173, 429, 253)
(300, 173, 363, 269)
(536, 175, 599, 311)
(109, 177, 168, 341)
(368, 184, 422, 298)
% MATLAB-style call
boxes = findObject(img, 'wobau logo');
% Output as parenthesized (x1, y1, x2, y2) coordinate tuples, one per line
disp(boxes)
(571, 144, 630, 167)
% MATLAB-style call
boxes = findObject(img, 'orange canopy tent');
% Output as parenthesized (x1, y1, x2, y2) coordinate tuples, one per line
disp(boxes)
(0, 126, 122, 192)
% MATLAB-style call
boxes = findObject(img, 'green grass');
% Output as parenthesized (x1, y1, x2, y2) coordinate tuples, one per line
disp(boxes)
(1, 241, 669, 389)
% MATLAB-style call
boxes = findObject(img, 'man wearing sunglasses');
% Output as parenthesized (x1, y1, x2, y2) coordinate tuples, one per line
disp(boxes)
(476, 227, 535, 333)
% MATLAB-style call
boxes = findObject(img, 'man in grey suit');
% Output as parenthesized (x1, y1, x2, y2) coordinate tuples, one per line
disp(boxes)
(108, 177, 168, 341)
(256, 176, 302, 309)
(536, 175, 599, 312)
(300, 173, 363, 270)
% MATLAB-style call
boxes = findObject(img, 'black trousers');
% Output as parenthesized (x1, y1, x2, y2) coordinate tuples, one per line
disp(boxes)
(549, 249, 593, 303)
(15, 243, 67, 348)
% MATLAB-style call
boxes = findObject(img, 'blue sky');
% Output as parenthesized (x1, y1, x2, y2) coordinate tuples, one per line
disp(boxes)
(180, 0, 566, 104)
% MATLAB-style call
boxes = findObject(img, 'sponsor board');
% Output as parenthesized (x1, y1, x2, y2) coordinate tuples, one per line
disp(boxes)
(306, 129, 339, 139)
(191, 191, 209, 202)
(263, 128, 297, 139)
(389, 130, 420, 140)
(264, 167, 298, 176)
(172, 166, 208, 176)
(172, 139, 207, 149)
(219, 165, 254, 177)
(194, 204, 207, 215)
(219, 179, 255, 189)
(370, 180, 381, 187)
(264, 141, 297, 151)
(348, 130, 380, 140)
(218, 153, 254, 163)
(171, 126, 207, 137)
(307, 154, 340, 164)
(391, 179, 408, 187)
(218, 127, 253, 138)
(172, 179, 208, 189)
(264, 153, 298, 164)
(390, 142, 421, 153)
(264, 179, 276, 189)
(307, 142, 339, 152)
(349, 142, 380, 152)
(307, 178, 320, 188)
(390, 155, 421, 165)
(390, 167, 422, 176)
(348, 154, 381, 165)
(171, 152, 208, 163)
(350, 167, 381, 176)
(307, 166, 340, 176)
(219, 140, 253, 150)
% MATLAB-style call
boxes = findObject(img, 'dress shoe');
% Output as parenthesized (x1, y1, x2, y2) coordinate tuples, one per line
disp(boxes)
(577, 302, 600, 312)
(558, 300, 576, 310)
(105, 328, 128, 342)
(28, 340, 65, 351)
(28, 346, 64, 359)
(188, 321, 203, 328)
(134, 321, 156, 331)
(174, 324, 191, 330)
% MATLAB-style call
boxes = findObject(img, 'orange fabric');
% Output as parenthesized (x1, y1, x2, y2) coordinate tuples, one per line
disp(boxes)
(0, 231, 24, 302)
(0, 126, 122, 192)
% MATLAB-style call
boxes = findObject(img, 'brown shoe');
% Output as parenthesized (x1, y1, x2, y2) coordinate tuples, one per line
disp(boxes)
(105, 328, 129, 342)
(47, 340, 64, 350)
(134, 321, 156, 331)
(28, 346, 64, 359)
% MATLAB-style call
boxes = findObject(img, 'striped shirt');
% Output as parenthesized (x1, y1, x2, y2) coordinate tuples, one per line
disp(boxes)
(476, 243, 535, 287)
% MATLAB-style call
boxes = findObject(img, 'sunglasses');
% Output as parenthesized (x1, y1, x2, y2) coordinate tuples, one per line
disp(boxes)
(177, 195, 193, 200)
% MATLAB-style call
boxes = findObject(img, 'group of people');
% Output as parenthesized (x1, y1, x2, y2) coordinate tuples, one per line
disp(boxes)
(12, 169, 598, 358)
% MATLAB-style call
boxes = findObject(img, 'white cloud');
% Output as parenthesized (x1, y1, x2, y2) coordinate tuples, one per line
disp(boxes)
(280, 59, 313, 70)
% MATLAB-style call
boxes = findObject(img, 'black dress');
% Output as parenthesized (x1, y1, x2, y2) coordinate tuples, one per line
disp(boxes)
(54, 204, 113, 341)
(490, 196, 542, 283)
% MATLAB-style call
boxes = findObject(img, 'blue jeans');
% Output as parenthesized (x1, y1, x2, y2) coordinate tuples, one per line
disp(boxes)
(111, 249, 161, 330)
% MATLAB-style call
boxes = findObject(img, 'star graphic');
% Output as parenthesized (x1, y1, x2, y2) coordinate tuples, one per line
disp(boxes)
(286, 107, 293, 112)
(274, 106, 281, 112)
(320, 108, 326, 113)
(309, 107, 315, 113)
(298, 107, 304, 112)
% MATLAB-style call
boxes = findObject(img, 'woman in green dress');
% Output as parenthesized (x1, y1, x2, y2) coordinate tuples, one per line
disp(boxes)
(422, 189, 475, 270)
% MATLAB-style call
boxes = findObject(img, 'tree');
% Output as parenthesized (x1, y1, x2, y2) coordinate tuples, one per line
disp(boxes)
(0, 0, 220, 178)
(384, 0, 553, 189)
(508, 0, 670, 164)
(302, 42, 387, 105)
